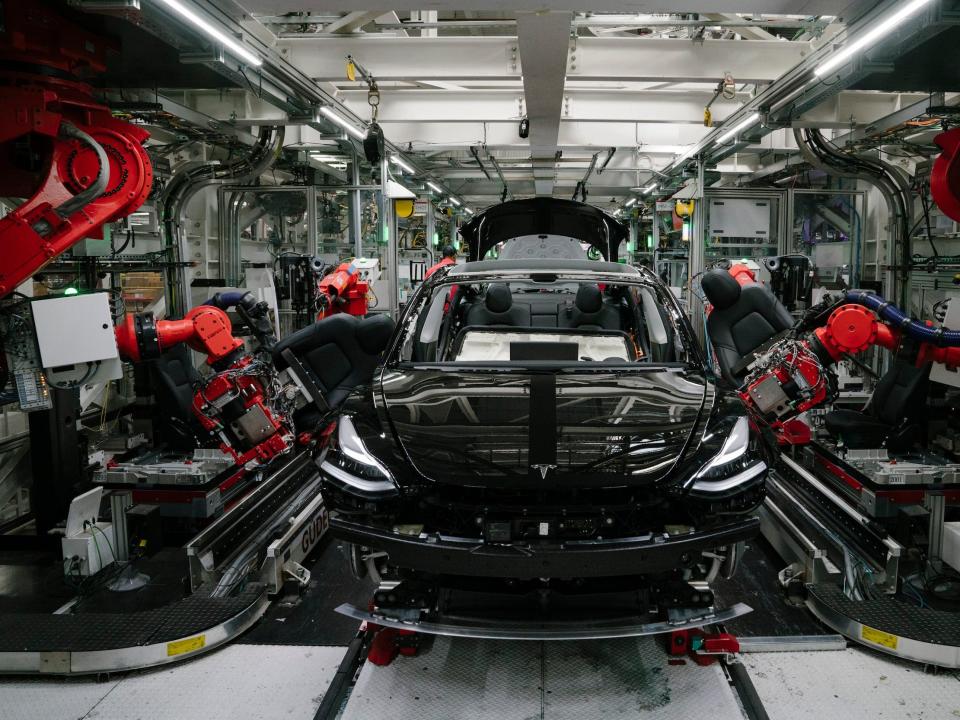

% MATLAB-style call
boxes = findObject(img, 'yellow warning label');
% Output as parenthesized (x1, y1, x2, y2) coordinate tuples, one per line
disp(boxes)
(166, 635, 206, 657)
(861, 625, 898, 650)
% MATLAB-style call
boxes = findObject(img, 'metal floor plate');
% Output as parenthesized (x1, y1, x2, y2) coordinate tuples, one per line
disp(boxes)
(0, 585, 265, 653)
(744, 647, 960, 720)
(340, 635, 746, 720)
(808, 583, 960, 645)
(0, 644, 343, 720)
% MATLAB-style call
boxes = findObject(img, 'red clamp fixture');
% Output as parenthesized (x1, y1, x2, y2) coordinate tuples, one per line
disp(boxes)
(365, 624, 421, 667)
(668, 628, 740, 666)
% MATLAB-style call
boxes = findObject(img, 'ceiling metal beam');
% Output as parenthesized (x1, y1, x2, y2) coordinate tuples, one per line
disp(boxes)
(277, 36, 812, 84)
(275, 17, 824, 36)
(240, 1, 848, 15)
(517, 11, 573, 196)
(321, 11, 381, 34)
(657, 0, 946, 185)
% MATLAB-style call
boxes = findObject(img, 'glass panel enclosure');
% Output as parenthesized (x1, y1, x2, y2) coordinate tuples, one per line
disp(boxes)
(218, 185, 393, 336)
(787, 190, 866, 289)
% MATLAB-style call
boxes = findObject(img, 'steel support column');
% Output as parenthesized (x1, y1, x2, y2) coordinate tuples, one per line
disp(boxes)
(425, 200, 436, 255)
(381, 156, 399, 313)
(688, 159, 707, 347)
(350, 150, 363, 258)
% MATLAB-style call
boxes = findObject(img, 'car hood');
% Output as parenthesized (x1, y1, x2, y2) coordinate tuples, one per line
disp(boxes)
(377, 366, 711, 488)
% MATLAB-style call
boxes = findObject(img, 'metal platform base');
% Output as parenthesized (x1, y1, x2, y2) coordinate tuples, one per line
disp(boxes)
(338, 635, 748, 720)
(0, 584, 269, 675)
(807, 582, 960, 668)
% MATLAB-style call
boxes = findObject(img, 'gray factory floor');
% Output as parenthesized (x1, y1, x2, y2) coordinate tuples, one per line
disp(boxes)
(2, 539, 959, 720)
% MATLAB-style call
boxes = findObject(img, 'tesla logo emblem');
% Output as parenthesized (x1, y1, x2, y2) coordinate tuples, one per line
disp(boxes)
(531, 464, 557, 480)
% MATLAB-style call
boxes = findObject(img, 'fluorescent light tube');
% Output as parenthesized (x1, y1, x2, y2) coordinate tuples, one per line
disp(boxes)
(625, 198, 637, 207)
(464, 207, 474, 214)
(815, 0, 935, 77)
(448, 197, 461, 206)
(390, 155, 416, 174)
(426, 181, 443, 194)
(157, 0, 262, 67)
(319, 106, 365, 140)
(716, 112, 760, 144)
(642, 183, 658, 194)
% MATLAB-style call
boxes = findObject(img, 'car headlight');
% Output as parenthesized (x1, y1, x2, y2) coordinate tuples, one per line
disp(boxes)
(691, 416, 766, 492)
(320, 415, 397, 496)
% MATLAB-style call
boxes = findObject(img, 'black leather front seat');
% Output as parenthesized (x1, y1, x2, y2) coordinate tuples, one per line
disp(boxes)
(824, 359, 930, 451)
(561, 285, 620, 330)
(701, 269, 794, 386)
(148, 345, 204, 449)
(272, 313, 395, 429)
(465, 284, 530, 327)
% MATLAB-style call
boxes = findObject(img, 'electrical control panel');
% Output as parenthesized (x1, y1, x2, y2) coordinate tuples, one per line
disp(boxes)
(0, 298, 52, 411)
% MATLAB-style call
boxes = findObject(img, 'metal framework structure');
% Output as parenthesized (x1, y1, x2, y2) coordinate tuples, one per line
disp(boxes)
(76, 0, 956, 215)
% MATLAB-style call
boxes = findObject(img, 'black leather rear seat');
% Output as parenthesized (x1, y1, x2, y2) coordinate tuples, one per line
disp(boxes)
(465, 284, 621, 331)
(559, 285, 621, 330)
(464, 283, 531, 327)
(510, 294, 575, 327)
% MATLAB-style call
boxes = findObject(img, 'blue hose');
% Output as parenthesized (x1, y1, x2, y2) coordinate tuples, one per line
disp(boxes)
(844, 290, 960, 346)
(204, 290, 249, 309)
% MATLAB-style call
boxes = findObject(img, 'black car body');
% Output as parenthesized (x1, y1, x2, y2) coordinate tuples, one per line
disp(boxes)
(317, 200, 770, 636)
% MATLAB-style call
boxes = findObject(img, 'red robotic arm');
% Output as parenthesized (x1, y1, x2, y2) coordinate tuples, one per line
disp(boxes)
(114, 305, 293, 468)
(813, 303, 960, 369)
(0, 3, 152, 297)
(316, 261, 369, 320)
(739, 293, 960, 445)
(114, 306, 244, 366)
(931, 128, 960, 224)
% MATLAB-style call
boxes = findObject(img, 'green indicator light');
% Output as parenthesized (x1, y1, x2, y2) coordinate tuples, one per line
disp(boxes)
(64, 287, 79, 296)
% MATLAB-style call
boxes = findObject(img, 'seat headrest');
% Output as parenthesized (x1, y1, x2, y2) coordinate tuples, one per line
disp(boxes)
(575, 285, 603, 314)
(270, 313, 357, 369)
(485, 284, 513, 313)
(701, 270, 742, 311)
(356, 314, 396, 355)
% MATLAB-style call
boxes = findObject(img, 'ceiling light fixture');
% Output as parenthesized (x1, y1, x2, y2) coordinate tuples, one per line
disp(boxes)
(448, 197, 462, 206)
(814, 0, 935, 77)
(319, 106, 365, 140)
(625, 198, 637, 207)
(156, 0, 262, 66)
(716, 112, 760, 145)
(391, 155, 416, 174)
(426, 181, 443, 194)
(642, 183, 658, 194)
(464, 207, 474, 214)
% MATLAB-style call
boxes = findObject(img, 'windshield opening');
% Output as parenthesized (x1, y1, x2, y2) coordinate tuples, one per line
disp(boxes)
(393, 274, 695, 366)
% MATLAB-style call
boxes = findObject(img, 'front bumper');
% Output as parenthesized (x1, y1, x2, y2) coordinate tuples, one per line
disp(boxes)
(330, 516, 760, 579)
(335, 601, 753, 641)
